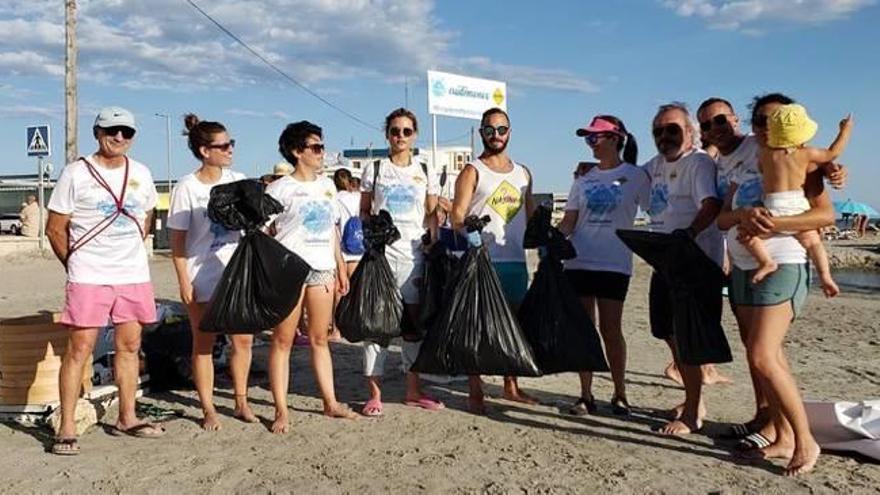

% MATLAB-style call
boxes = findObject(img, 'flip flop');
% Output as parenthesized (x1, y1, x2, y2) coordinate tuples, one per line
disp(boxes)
(404, 396, 445, 411)
(361, 399, 383, 417)
(51, 437, 80, 456)
(735, 432, 773, 452)
(108, 422, 166, 439)
(567, 396, 597, 416)
(719, 423, 752, 439)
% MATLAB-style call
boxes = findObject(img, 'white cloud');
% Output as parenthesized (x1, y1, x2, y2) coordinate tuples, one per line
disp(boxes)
(226, 108, 291, 120)
(0, 0, 600, 94)
(0, 104, 63, 120)
(662, 0, 876, 30)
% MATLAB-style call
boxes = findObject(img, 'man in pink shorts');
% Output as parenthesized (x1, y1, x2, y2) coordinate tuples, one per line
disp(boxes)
(45, 106, 163, 455)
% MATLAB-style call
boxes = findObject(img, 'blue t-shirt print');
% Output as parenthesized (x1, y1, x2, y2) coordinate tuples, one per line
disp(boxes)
(382, 183, 418, 216)
(584, 182, 622, 223)
(97, 198, 141, 236)
(300, 200, 333, 238)
(208, 217, 236, 251)
(648, 183, 669, 217)
(734, 176, 763, 209)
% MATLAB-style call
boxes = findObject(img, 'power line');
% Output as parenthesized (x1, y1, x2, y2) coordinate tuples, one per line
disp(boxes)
(185, 0, 382, 133)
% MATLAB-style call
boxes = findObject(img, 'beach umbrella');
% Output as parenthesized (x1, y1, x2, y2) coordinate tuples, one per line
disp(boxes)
(834, 199, 879, 218)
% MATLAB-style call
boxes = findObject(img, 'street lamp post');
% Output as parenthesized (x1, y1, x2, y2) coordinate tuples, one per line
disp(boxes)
(154, 113, 172, 195)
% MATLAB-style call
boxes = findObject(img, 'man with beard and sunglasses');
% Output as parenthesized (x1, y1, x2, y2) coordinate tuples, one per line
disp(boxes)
(450, 107, 538, 414)
(642, 102, 724, 435)
(46, 106, 162, 454)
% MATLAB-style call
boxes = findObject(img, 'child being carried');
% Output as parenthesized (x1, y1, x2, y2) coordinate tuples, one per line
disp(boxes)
(744, 103, 853, 297)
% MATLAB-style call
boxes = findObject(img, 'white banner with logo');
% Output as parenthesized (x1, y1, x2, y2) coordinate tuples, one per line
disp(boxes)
(427, 70, 507, 120)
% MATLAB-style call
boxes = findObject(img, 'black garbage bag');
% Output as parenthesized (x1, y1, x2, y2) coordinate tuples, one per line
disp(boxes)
(616, 229, 732, 366)
(207, 179, 283, 231)
(518, 234, 608, 374)
(200, 230, 311, 333)
(335, 210, 404, 344)
(417, 241, 461, 339)
(523, 202, 554, 249)
(412, 215, 542, 377)
(142, 309, 227, 391)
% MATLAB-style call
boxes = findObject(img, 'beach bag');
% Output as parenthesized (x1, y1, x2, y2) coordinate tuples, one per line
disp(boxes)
(616, 229, 732, 365)
(200, 180, 311, 333)
(412, 215, 542, 377)
(518, 207, 608, 373)
(335, 210, 404, 344)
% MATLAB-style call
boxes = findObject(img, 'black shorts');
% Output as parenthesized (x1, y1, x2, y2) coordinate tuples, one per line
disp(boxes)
(649, 271, 674, 340)
(564, 269, 631, 302)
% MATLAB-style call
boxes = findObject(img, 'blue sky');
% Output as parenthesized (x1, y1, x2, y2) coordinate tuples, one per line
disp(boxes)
(1, 0, 878, 210)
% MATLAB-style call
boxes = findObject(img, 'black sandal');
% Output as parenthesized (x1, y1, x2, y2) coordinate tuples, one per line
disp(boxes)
(610, 396, 631, 416)
(567, 396, 597, 416)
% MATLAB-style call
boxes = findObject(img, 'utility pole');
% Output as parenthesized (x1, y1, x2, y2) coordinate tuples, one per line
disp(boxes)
(65, 0, 77, 165)
(154, 113, 173, 195)
(404, 77, 409, 109)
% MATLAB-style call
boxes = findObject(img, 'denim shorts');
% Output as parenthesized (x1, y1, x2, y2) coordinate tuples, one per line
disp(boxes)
(730, 263, 809, 319)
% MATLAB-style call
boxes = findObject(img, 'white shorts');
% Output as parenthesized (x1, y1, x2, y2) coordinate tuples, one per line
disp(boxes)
(386, 251, 423, 305)
(363, 340, 422, 377)
(764, 191, 810, 217)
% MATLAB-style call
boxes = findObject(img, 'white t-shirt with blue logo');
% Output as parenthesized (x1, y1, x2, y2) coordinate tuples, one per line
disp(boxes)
(361, 158, 440, 262)
(643, 148, 724, 266)
(563, 163, 651, 275)
(167, 168, 246, 303)
(267, 175, 340, 271)
(716, 134, 759, 205)
(726, 157, 806, 270)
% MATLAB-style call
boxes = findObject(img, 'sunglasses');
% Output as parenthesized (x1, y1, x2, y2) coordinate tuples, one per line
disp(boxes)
(699, 114, 730, 132)
(751, 114, 769, 128)
(585, 133, 615, 146)
(389, 127, 414, 138)
(101, 126, 136, 139)
(481, 125, 509, 138)
(652, 124, 682, 138)
(206, 139, 236, 151)
(302, 143, 325, 154)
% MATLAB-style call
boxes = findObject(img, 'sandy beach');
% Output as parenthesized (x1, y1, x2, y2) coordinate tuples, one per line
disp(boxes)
(1, 250, 878, 493)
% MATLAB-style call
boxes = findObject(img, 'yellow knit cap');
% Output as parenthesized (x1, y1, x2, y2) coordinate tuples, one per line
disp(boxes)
(767, 103, 818, 148)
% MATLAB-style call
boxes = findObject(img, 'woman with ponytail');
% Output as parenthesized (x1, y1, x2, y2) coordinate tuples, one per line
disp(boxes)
(167, 114, 257, 430)
(557, 115, 650, 417)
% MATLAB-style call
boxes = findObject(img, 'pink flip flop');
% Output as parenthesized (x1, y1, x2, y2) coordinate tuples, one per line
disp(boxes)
(404, 396, 445, 411)
(361, 398, 383, 417)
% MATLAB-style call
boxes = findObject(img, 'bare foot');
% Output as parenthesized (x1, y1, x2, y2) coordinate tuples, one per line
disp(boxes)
(503, 389, 539, 405)
(201, 410, 222, 432)
(701, 365, 733, 385)
(659, 416, 702, 436)
(324, 403, 359, 420)
(751, 261, 778, 284)
(663, 362, 684, 386)
(233, 404, 259, 424)
(757, 441, 795, 460)
(670, 401, 706, 421)
(785, 440, 821, 476)
(271, 412, 289, 434)
(468, 395, 486, 415)
(821, 276, 840, 298)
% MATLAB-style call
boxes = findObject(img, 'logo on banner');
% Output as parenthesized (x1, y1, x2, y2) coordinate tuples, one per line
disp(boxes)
(432, 79, 446, 98)
(493, 88, 505, 106)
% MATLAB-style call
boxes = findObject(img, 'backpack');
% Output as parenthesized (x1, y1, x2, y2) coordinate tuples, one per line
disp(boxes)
(341, 214, 365, 255)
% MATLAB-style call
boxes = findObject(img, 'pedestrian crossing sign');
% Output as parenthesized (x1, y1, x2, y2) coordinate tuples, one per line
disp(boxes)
(27, 125, 51, 157)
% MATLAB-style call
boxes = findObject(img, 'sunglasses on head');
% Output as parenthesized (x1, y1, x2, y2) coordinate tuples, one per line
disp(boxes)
(206, 139, 236, 151)
(101, 126, 136, 139)
(480, 125, 509, 138)
(302, 143, 325, 154)
(389, 127, 414, 138)
(751, 114, 769, 128)
(699, 114, 730, 132)
(652, 124, 682, 138)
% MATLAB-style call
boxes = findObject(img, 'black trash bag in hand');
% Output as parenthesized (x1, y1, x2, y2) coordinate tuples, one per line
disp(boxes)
(207, 179, 283, 231)
(412, 215, 542, 377)
(518, 239, 608, 374)
(616, 229, 732, 366)
(200, 230, 311, 333)
(418, 241, 461, 339)
(523, 202, 554, 249)
(335, 210, 404, 344)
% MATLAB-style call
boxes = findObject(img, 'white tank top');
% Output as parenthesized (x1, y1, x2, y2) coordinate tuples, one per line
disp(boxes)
(466, 158, 529, 262)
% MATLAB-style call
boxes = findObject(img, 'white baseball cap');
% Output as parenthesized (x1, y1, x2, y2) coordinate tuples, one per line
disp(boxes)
(94, 106, 137, 131)
(273, 161, 294, 176)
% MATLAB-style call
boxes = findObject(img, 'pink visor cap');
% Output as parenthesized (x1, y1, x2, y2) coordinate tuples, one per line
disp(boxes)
(576, 116, 625, 137)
